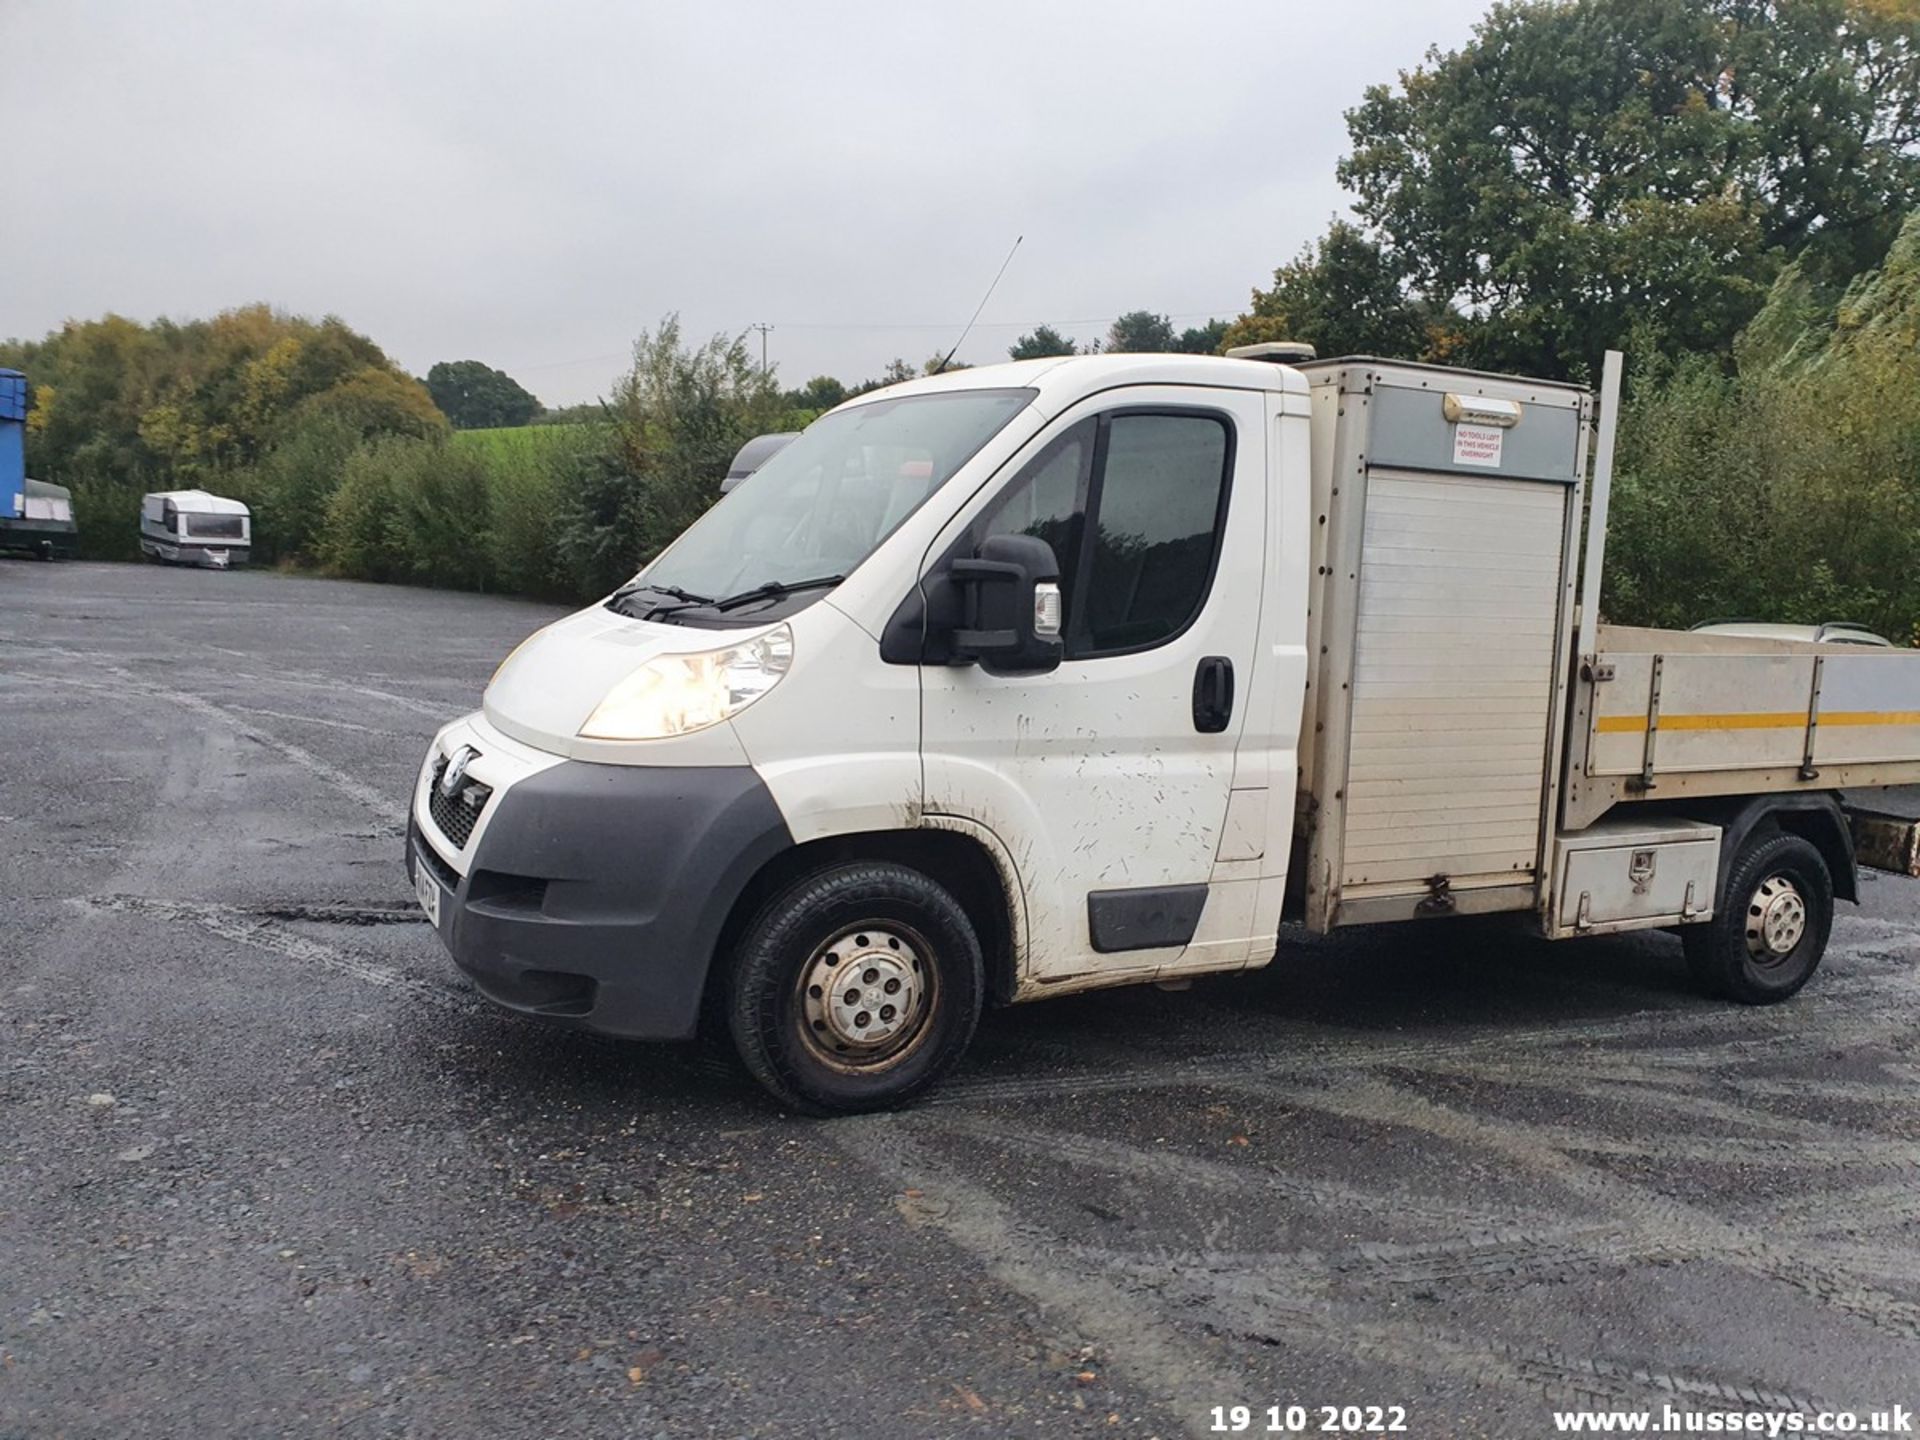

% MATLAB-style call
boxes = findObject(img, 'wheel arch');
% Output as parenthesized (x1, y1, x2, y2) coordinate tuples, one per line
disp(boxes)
(703, 826, 1022, 1032)
(1670, 792, 1858, 909)
(1774, 804, 1858, 905)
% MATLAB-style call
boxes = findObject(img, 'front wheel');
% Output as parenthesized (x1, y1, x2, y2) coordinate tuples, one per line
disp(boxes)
(1682, 831, 1833, 1004)
(726, 862, 984, 1114)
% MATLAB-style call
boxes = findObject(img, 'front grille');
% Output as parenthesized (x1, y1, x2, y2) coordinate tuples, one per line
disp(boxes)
(427, 752, 493, 851)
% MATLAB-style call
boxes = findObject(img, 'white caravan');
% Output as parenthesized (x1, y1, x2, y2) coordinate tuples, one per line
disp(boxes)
(140, 489, 251, 568)
(408, 350, 1920, 1113)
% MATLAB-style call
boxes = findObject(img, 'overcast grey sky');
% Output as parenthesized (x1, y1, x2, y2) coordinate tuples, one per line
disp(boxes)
(4, 1, 1490, 405)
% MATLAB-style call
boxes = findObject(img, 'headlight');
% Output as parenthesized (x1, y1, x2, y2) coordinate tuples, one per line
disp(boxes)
(578, 626, 793, 740)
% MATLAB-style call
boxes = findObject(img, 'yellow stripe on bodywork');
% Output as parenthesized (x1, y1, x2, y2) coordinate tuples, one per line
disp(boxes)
(1595, 710, 1920, 734)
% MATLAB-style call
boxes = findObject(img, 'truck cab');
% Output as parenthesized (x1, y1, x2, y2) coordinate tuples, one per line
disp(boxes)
(407, 352, 1920, 1112)
(410, 356, 1310, 1109)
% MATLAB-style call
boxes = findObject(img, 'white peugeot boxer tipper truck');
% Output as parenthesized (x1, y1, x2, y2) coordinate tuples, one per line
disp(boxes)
(408, 349, 1920, 1113)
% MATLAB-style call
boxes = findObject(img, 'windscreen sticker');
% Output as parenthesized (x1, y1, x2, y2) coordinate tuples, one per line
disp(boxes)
(1452, 423, 1504, 467)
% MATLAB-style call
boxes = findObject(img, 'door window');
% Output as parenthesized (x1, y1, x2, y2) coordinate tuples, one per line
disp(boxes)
(972, 410, 1231, 659)
(1082, 414, 1230, 654)
(977, 417, 1095, 578)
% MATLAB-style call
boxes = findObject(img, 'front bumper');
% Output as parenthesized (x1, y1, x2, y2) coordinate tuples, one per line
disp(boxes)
(408, 719, 792, 1040)
(141, 537, 250, 567)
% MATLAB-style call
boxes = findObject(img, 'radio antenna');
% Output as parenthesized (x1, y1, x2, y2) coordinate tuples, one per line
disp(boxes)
(934, 234, 1022, 374)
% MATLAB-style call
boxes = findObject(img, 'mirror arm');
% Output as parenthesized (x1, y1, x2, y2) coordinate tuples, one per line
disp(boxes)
(949, 557, 1024, 584)
(954, 626, 1017, 649)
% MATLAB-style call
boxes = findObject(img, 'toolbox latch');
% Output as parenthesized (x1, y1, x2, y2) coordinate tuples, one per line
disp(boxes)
(1415, 874, 1456, 916)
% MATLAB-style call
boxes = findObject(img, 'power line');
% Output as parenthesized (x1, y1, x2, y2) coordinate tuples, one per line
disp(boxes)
(512, 307, 1243, 373)
(514, 350, 633, 373)
(744, 308, 1242, 332)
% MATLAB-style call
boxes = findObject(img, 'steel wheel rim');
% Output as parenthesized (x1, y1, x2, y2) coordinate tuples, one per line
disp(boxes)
(1745, 873, 1808, 966)
(795, 922, 937, 1072)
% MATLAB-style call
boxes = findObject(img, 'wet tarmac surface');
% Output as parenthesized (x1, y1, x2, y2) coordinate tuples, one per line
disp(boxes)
(5, 562, 1919, 1437)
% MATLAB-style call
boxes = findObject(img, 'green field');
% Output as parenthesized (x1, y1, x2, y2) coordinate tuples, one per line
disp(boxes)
(451, 422, 609, 462)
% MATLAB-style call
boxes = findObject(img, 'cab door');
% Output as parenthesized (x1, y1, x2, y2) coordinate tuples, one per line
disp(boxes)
(918, 387, 1268, 985)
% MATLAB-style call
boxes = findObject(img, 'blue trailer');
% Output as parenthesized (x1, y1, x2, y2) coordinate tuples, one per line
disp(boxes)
(0, 369, 24, 512)
(0, 369, 77, 559)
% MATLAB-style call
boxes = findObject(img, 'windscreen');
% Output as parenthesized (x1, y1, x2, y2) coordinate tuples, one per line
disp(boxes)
(185, 513, 246, 540)
(637, 388, 1033, 599)
(22, 495, 72, 523)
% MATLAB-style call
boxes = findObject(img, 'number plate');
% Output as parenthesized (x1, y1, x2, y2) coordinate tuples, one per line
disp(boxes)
(414, 859, 442, 927)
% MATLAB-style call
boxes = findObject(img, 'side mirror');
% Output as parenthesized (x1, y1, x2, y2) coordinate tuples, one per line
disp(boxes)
(949, 533, 1064, 675)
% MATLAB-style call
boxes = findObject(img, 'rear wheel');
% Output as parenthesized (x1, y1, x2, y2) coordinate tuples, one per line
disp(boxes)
(1682, 831, 1832, 1004)
(727, 862, 984, 1114)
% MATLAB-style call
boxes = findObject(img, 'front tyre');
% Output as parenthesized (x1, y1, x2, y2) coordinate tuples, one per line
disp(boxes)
(1683, 831, 1833, 1005)
(727, 862, 984, 1115)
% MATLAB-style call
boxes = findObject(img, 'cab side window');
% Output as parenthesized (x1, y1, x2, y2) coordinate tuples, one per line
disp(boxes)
(1083, 414, 1229, 653)
(973, 410, 1231, 659)
(976, 419, 1096, 612)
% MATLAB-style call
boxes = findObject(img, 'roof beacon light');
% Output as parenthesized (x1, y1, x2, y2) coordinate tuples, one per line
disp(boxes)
(1443, 394, 1523, 428)
(1225, 341, 1318, 364)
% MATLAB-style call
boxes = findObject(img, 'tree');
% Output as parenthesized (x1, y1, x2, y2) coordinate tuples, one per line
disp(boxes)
(1606, 213, 1920, 636)
(1339, 0, 1920, 379)
(291, 367, 448, 442)
(317, 435, 417, 584)
(0, 306, 442, 558)
(783, 375, 848, 411)
(317, 433, 493, 590)
(1173, 319, 1231, 355)
(848, 358, 921, 396)
(1009, 324, 1079, 360)
(553, 316, 783, 596)
(1222, 222, 1430, 360)
(1104, 310, 1177, 353)
(424, 360, 543, 429)
(253, 412, 362, 560)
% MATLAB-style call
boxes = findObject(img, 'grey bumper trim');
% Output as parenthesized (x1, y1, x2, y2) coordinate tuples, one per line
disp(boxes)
(411, 760, 792, 1040)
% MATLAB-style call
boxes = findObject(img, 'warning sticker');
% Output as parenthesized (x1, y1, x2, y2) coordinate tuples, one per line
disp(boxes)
(1452, 423, 1504, 467)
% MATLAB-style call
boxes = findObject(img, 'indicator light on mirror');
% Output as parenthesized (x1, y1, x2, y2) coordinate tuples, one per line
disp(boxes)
(1033, 583, 1063, 639)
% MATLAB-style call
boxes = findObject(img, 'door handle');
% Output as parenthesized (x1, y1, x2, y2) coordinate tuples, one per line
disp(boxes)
(1192, 656, 1234, 733)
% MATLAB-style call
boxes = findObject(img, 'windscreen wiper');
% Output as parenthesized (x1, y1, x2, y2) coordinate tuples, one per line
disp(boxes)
(610, 580, 714, 605)
(709, 575, 846, 612)
(606, 581, 719, 621)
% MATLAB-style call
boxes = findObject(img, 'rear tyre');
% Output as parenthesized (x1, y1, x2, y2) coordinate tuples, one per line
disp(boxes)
(1682, 831, 1832, 1005)
(727, 862, 984, 1115)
